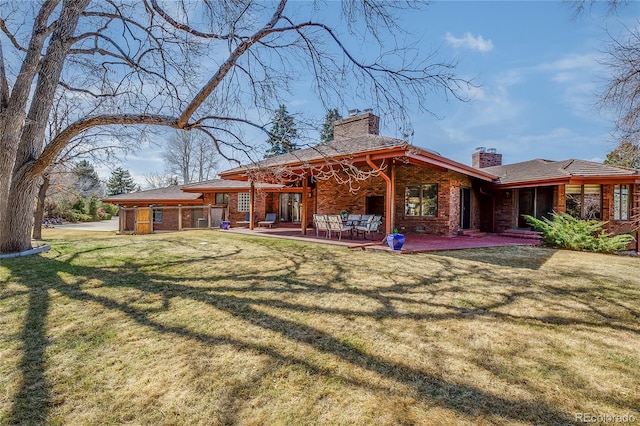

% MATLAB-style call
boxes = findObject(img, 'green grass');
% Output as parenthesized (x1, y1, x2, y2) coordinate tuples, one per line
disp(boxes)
(1, 229, 639, 425)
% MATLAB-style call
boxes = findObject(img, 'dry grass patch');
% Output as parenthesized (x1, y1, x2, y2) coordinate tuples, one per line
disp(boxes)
(0, 230, 638, 425)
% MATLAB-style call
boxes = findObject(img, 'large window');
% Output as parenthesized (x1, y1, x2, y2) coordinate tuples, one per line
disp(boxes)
(405, 184, 438, 217)
(565, 184, 601, 219)
(238, 192, 250, 212)
(614, 184, 630, 220)
(215, 193, 229, 205)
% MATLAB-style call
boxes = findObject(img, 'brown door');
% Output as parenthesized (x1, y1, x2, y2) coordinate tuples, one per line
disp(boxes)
(136, 208, 152, 234)
(518, 189, 535, 228)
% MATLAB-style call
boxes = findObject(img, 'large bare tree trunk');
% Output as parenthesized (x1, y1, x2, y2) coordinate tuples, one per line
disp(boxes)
(32, 175, 50, 240)
(0, 0, 89, 253)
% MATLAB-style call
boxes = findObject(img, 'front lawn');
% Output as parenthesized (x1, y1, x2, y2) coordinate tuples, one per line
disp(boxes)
(1, 230, 638, 425)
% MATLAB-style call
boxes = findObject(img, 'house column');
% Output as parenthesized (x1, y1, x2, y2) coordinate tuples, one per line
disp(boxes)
(249, 181, 255, 230)
(178, 204, 183, 231)
(301, 175, 308, 235)
(366, 155, 392, 235)
(207, 204, 212, 228)
(119, 206, 125, 233)
(390, 162, 396, 232)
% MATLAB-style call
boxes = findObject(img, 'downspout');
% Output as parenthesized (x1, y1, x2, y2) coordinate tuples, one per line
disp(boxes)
(366, 155, 392, 235)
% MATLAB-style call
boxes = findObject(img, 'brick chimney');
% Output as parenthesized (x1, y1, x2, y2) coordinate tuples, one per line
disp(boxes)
(333, 109, 380, 140)
(472, 147, 502, 168)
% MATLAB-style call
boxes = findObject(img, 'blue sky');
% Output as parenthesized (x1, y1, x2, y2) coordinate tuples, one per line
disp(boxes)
(111, 1, 639, 186)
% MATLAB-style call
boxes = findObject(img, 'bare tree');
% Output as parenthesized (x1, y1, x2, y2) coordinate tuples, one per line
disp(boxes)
(144, 172, 179, 190)
(162, 130, 217, 184)
(30, 91, 134, 240)
(567, 1, 639, 148)
(0, 0, 470, 253)
(599, 25, 640, 145)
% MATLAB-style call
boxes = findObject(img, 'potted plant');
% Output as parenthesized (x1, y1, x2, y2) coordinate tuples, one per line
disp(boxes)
(386, 228, 405, 251)
(220, 220, 231, 230)
(340, 209, 348, 221)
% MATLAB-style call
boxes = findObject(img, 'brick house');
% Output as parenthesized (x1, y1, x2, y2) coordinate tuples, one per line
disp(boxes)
(104, 111, 639, 251)
(103, 181, 283, 234)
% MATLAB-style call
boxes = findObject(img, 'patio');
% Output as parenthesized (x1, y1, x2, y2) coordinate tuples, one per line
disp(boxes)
(224, 226, 541, 253)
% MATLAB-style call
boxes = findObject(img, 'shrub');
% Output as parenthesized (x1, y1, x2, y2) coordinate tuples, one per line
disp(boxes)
(525, 212, 635, 253)
(71, 197, 86, 214)
(87, 194, 100, 220)
(64, 209, 92, 222)
(101, 202, 119, 216)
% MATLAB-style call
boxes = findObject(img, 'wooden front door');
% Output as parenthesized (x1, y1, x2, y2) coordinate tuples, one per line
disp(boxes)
(135, 208, 152, 234)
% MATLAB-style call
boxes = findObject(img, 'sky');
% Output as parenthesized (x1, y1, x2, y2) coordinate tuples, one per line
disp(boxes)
(107, 1, 640, 187)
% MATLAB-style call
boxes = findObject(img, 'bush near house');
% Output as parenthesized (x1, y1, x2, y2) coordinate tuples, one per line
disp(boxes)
(525, 212, 635, 253)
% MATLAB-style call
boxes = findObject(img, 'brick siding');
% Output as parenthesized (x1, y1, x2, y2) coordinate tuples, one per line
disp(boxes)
(333, 112, 380, 139)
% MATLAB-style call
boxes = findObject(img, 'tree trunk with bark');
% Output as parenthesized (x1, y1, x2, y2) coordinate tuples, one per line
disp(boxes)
(32, 174, 50, 240)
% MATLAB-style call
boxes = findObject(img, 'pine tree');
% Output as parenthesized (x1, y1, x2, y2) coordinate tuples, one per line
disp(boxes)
(320, 108, 342, 143)
(106, 167, 138, 196)
(72, 160, 103, 197)
(265, 105, 299, 157)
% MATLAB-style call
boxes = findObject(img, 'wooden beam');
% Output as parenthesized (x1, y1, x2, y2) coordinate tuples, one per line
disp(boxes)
(366, 155, 392, 235)
(301, 175, 308, 235)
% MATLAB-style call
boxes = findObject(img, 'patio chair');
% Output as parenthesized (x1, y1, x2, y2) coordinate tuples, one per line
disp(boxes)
(354, 215, 381, 240)
(236, 213, 251, 227)
(345, 214, 361, 227)
(313, 214, 329, 238)
(327, 214, 352, 240)
(258, 213, 277, 228)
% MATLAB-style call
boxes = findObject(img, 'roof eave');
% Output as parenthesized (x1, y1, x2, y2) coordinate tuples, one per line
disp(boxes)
(492, 175, 640, 189)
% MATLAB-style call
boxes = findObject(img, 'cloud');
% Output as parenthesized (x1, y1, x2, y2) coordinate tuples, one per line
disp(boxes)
(445, 32, 494, 52)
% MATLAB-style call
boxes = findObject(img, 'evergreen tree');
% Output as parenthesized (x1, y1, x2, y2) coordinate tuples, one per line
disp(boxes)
(72, 160, 103, 197)
(265, 105, 299, 157)
(320, 108, 342, 143)
(106, 167, 138, 196)
(604, 140, 640, 169)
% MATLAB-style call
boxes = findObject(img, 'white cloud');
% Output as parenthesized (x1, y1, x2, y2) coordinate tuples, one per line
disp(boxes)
(444, 32, 494, 52)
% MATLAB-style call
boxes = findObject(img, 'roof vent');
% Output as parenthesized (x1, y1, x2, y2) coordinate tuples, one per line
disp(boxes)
(362, 108, 373, 113)
(348, 109, 360, 116)
(487, 148, 497, 154)
(475, 146, 486, 153)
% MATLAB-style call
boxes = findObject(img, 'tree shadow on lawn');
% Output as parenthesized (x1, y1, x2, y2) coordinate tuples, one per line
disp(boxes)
(4, 245, 638, 424)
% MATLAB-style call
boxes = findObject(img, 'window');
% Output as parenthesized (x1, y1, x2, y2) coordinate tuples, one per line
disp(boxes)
(238, 192, 250, 212)
(565, 184, 601, 219)
(215, 193, 229, 205)
(614, 184, 630, 220)
(405, 184, 438, 217)
(152, 206, 163, 223)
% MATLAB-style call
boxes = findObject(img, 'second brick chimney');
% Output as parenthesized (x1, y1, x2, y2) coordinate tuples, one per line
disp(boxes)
(472, 147, 502, 168)
(333, 110, 380, 140)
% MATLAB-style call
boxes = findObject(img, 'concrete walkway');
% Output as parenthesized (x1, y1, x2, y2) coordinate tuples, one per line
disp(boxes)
(50, 217, 119, 232)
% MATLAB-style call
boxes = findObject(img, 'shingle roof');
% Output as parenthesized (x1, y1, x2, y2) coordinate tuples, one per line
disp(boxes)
(220, 134, 406, 176)
(182, 179, 284, 191)
(102, 185, 202, 203)
(483, 159, 640, 184)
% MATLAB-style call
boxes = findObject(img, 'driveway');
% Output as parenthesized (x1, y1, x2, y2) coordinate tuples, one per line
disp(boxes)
(52, 217, 119, 232)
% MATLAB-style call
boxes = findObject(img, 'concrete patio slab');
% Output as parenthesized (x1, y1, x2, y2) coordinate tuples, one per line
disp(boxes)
(224, 226, 540, 253)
